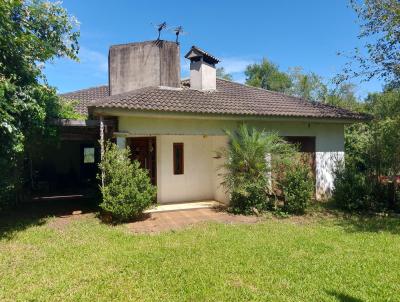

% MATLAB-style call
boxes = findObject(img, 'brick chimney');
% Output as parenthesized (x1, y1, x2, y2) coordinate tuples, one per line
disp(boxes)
(108, 40, 181, 95)
(185, 46, 220, 91)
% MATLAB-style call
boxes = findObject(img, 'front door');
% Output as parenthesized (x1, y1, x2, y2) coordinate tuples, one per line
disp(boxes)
(128, 137, 157, 185)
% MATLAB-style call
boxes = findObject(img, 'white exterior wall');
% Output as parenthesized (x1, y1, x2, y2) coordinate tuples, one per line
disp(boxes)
(156, 135, 215, 203)
(190, 60, 216, 91)
(117, 114, 345, 203)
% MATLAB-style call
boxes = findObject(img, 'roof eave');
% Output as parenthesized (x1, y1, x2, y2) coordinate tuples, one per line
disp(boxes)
(89, 106, 367, 124)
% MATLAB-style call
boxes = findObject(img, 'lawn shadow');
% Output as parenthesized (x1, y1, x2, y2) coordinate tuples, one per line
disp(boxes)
(309, 201, 400, 235)
(0, 197, 98, 240)
(326, 290, 364, 302)
(333, 214, 400, 235)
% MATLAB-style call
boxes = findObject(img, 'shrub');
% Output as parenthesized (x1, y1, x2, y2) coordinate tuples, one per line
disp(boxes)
(98, 142, 156, 222)
(332, 163, 388, 212)
(280, 161, 313, 214)
(229, 177, 270, 214)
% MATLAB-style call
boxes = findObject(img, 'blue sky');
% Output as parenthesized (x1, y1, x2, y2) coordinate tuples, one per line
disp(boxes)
(44, 0, 383, 98)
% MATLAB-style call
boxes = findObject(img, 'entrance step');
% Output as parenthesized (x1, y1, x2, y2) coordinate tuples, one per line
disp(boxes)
(144, 200, 221, 213)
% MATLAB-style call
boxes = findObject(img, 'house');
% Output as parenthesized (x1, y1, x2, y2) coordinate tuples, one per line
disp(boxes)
(40, 40, 365, 204)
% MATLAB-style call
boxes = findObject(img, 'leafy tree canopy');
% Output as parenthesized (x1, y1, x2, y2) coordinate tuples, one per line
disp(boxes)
(287, 67, 327, 101)
(216, 67, 233, 81)
(0, 0, 79, 85)
(339, 0, 400, 88)
(245, 58, 292, 93)
(0, 0, 80, 207)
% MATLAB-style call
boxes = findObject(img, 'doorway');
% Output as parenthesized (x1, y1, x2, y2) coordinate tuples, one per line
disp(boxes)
(128, 137, 157, 185)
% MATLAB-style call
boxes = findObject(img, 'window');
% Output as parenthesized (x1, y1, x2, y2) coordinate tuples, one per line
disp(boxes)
(83, 147, 95, 164)
(173, 143, 184, 175)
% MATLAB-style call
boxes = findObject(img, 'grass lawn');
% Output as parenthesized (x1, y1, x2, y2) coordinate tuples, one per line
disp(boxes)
(1, 206, 400, 301)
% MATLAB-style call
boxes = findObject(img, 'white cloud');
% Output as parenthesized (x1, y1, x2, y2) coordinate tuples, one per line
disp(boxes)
(219, 57, 254, 74)
(79, 46, 108, 73)
(232, 74, 247, 84)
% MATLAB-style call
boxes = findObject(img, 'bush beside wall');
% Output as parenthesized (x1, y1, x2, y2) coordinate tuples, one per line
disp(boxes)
(98, 142, 156, 222)
(281, 161, 314, 214)
(220, 124, 313, 215)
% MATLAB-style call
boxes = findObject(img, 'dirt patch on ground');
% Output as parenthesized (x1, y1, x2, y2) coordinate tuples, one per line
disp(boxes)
(125, 208, 260, 234)
(46, 213, 95, 231)
(0, 198, 98, 239)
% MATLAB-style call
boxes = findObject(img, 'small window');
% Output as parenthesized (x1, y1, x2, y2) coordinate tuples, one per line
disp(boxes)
(83, 147, 95, 164)
(173, 143, 184, 175)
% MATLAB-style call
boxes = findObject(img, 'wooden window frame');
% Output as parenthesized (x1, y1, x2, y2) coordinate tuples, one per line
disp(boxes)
(173, 143, 184, 175)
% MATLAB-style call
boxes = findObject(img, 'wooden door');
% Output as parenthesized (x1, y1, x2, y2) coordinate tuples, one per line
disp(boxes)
(128, 137, 157, 185)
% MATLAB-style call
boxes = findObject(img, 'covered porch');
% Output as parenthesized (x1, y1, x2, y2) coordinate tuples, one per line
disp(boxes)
(116, 134, 229, 204)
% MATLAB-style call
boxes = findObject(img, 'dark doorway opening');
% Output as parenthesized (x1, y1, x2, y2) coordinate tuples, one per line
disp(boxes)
(33, 140, 100, 197)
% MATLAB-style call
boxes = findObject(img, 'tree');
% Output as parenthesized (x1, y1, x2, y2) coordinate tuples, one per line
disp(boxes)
(287, 67, 327, 101)
(216, 67, 233, 81)
(0, 0, 79, 85)
(365, 89, 400, 185)
(338, 0, 400, 88)
(0, 0, 79, 208)
(334, 88, 400, 211)
(323, 82, 362, 111)
(245, 58, 292, 92)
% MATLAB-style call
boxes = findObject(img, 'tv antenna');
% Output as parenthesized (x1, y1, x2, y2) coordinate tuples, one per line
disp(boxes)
(151, 22, 167, 40)
(171, 26, 188, 44)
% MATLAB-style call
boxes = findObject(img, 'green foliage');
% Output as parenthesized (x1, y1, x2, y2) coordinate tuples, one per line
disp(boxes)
(356, 90, 400, 179)
(216, 67, 233, 81)
(0, 0, 79, 208)
(334, 89, 400, 211)
(333, 163, 371, 211)
(219, 124, 295, 214)
(244, 59, 364, 112)
(58, 99, 87, 120)
(339, 0, 400, 87)
(280, 160, 314, 214)
(332, 162, 391, 212)
(98, 142, 156, 222)
(287, 67, 327, 101)
(0, 79, 63, 208)
(323, 83, 364, 111)
(0, 0, 79, 85)
(365, 89, 400, 119)
(245, 58, 292, 92)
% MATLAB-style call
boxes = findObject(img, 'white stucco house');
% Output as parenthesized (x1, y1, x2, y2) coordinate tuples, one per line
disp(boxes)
(50, 40, 365, 204)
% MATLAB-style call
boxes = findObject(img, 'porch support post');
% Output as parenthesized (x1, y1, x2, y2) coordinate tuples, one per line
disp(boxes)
(99, 115, 105, 188)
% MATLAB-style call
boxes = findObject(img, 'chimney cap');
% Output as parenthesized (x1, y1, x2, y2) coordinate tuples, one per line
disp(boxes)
(184, 46, 220, 65)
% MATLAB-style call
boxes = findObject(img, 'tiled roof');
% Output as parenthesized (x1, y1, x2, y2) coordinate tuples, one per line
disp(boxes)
(184, 46, 220, 64)
(60, 85, 109, 115)
(60, 79, 366, 120)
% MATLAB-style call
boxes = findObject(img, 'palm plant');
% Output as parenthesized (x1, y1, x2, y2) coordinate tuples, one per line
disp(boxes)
(218, 124, 295, 213)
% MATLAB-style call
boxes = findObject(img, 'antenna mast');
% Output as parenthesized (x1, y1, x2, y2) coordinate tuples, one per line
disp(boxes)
(172, 26, 186, 44)
(155, 22, 167, 40)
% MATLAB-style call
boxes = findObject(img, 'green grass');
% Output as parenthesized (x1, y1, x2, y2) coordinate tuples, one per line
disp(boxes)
(1, 213, 400, 301)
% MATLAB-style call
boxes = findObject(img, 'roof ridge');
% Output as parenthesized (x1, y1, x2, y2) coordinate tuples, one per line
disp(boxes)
(59, 84, 108, 96)
(215, 78, 361, 114)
